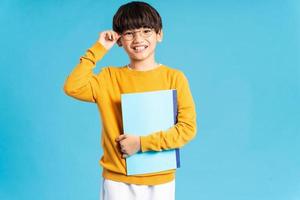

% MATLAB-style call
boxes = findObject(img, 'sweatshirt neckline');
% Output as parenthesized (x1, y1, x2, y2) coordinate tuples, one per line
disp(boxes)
(122, 64, 165, 76)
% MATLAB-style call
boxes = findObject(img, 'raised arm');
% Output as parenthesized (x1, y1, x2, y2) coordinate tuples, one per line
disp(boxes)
(140, 72, 197, 152)
(63, 31, 120, 102)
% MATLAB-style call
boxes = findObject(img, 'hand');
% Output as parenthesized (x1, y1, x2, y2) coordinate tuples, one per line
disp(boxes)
(115, 134, 141, 158)
(97, 30, 121, 50)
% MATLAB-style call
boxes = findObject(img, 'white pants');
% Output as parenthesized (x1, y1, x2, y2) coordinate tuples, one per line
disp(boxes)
(100, 178, 175, 200)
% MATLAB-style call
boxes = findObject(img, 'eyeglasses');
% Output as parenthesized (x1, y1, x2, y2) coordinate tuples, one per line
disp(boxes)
(121, 28, 154, 41)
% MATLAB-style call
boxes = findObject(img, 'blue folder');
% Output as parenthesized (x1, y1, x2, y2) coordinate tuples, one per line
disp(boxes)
(121, 89, 180, 176)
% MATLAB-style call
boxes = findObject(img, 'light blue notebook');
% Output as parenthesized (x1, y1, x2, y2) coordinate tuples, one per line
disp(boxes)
(121, 89, 180, 176)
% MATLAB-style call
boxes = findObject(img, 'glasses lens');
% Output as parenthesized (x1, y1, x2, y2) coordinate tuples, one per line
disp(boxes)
(122, 28, 153, 40)
(123, 32, 133, 40)
(141, 29, 153, 37)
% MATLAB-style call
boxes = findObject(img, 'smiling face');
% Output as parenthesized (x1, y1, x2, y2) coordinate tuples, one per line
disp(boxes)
(118, 28, 163, 62)
(112, 1, 163, 65)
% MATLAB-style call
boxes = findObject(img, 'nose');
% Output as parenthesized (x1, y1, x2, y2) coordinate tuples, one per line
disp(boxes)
(132, 31, 143, 42)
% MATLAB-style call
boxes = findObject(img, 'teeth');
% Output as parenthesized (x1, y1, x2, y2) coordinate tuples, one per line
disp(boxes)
(133, 46, 147, 51)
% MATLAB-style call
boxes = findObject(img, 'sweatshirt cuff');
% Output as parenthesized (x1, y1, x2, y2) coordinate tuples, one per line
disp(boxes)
(140, 135, 151, 152)
(89, 42, 108, 63)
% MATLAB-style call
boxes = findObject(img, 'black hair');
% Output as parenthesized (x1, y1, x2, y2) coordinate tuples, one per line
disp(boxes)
(113, 1, 162, 34)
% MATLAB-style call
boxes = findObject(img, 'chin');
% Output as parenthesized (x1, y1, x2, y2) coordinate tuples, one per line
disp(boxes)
(129, 53, 148, 61)
(131, 56, 147, 62)
(132, 52, 154, 61)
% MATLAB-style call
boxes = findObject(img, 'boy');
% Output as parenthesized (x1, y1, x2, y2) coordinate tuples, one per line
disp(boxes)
(63, 1, 197, 200)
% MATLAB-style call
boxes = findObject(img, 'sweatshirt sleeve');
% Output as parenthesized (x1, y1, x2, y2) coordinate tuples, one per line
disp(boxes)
(140, 72, 197, 152)
(63, 42, 108, 103)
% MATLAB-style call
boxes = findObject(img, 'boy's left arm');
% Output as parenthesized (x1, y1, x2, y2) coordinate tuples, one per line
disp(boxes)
(140, 72, 197, 152)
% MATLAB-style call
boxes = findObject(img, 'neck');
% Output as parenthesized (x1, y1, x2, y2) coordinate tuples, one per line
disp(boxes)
(128, 56, 159, 71)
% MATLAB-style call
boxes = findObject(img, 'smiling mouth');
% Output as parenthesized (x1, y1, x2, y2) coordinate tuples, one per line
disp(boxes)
(132, 45, 148, 53)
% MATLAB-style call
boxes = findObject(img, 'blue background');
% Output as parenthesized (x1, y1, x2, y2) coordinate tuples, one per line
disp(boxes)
(1, 0, 299, 199)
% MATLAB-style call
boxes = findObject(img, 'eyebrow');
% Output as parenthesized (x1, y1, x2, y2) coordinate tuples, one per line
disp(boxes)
(125, 28, 151, 32)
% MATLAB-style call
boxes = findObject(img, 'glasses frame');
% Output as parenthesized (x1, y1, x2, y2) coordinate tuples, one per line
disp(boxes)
(121, 28, 155, 41)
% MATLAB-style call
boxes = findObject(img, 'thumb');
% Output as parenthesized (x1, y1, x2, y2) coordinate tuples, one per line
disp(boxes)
(115, 134, 127, 142)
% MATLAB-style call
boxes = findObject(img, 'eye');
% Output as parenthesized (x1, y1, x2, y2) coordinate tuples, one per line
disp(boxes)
(124, 32, 133, 36)
(143, 29, 152, 34)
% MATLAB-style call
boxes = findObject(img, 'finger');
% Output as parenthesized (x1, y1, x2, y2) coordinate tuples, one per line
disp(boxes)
(104, 32, 110, 41)
(110, 31, 116, 40)
(116, 134, 127, 142)
(121, 147, 127, 154)
(120, 143, 125, 148)
(108, 32, 113, 41)
(120, 143, 126, 151)
(109, 31, 115, 41)
(105, 32, 112, 41)
(115, 135, 122, 142)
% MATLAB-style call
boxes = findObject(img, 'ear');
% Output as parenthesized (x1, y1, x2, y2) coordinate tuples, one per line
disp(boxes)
(157, 29, 163, 43)
(117, 38, 122, 47)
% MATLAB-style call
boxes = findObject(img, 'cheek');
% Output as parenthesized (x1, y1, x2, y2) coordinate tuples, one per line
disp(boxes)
(123, 45, 132, 53)
(121, 41, 131, 49)
(148, 42, 157, 50)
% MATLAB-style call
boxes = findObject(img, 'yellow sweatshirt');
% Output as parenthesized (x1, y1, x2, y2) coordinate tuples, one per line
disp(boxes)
(63, 42, 197, 185)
